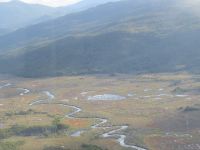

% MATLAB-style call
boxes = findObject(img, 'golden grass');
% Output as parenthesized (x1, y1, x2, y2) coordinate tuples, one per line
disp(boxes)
(1, 72, 200, 150)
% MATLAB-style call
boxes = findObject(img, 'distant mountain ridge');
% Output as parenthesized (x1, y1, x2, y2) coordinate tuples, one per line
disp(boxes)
(0, 0, 199, 51)
(0, 0, 57, 35)
(0, 0, 122, 36)
(0, 0, 200, 77)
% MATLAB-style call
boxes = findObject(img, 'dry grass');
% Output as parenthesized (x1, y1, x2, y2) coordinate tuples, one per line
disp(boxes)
(0, 72, 200, 150)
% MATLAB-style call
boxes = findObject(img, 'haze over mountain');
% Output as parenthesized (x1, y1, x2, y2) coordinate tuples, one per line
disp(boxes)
(0, 0, 200, 77)
(4, 0, 81, 7)
(0, 0, 56, 34)
(0, 0, 120, 35)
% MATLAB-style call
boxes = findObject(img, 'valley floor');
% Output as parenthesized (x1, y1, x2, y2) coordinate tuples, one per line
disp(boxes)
(0, 72, 200, 150)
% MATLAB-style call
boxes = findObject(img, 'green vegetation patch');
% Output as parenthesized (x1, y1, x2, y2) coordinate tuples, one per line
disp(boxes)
(0, 118, 69, 139)
(43, 144, 106, 150)
(81, 144, 107, 150)
(0, 141, 24, 150)
(5, 109, 47, 117)
(172, 87, 187, 94)
(179, 106, 200, 113)
(43, 146, 68, 150)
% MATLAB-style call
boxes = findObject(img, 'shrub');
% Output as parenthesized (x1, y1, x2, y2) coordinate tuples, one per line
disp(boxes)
(43, 146, 69, 150)
(0, 141, 24, 150)
(0, 123, 69, 139)
(182, 106, 200, 112)
(81, 144, 107, 150)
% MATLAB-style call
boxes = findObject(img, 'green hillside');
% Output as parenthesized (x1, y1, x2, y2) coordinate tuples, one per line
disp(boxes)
(0, 0, 200, 77)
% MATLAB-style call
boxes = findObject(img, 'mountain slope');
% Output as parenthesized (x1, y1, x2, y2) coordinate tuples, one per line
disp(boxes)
(0, 0, 200, 77)
(0, 28, 10, 36)
(59, 0, 121, 14)
(1, 0, 199, 52)
(0, 0, 57, 30)
(1, 29, 200, 77)
(0, 0, 123, 36)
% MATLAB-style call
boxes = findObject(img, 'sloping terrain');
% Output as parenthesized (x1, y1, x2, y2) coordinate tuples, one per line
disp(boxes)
(0, 0, 57, 31)
(0, 0, 200, 77)
(0, 0, 121, 36)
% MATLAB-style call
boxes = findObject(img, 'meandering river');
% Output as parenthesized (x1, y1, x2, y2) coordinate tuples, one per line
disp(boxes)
(28, 90, 146, 150)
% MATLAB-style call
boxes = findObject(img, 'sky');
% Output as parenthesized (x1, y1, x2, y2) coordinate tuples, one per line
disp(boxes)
(0, 0, 82, 7)
(1, 0, 200, 8)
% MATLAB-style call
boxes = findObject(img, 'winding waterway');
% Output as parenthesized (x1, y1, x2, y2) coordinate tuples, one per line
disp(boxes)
(28, 90, 146, 150)
(0, 83, 11, 89)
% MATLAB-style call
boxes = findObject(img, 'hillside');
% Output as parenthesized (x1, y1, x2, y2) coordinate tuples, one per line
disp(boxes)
(0, 0, 175, 50)
(0, 0, 57, 31)
(0, 0, 121, 36)
(0, 0, 200, 77)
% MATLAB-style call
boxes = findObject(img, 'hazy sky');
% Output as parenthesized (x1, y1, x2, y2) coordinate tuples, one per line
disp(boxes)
(1, 0, 200, 8)
(0, 0, 82, 7)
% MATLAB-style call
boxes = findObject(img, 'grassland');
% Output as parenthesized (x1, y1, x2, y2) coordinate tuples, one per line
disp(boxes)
(0, 72, 200, 150)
